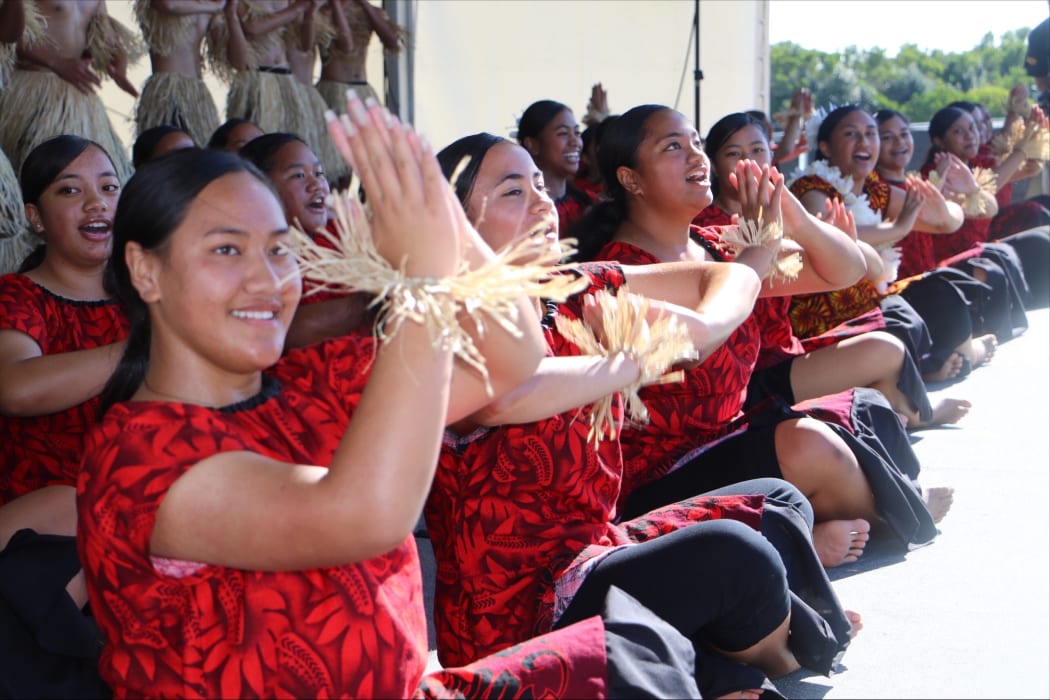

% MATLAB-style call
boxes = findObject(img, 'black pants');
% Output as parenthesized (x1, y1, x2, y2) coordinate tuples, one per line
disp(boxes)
(554, 519, 791, 698)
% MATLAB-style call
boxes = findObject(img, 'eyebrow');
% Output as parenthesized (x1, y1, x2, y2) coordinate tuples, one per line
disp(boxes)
(280, 160, 319, 173)
(53, 170, 118, 183)
(205, 227, 291, 237)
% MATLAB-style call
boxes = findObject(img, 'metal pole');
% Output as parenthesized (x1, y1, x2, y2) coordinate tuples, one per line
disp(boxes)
(693, 0, 703, 128)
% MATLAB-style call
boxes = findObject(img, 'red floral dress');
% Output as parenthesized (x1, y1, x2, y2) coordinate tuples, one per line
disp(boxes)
(594, 237, 763, 494)
(878, 177, 938, 279)
(693, 205, 805, 370)
(424, 264, 764, 668)
(77, 334, 608, 698)
(786, 174, 889, 338)
(0, 274, 129, 505)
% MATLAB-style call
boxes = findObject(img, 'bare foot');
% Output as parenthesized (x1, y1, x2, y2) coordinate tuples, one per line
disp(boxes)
(845, 609, 863, 639)
(970, 334, 997, 368)
(923, 351, 964, 382)
(923, 397, 972, 427)
(923, 486, 954, 523)
(813, 519, 871, 568)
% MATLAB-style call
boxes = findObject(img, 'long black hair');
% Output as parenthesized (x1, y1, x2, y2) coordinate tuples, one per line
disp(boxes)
(97, 148, 277, 416)
(238, 132, 308, 176)
(567, 104, 669, 262)
(17, 135, 110, 273)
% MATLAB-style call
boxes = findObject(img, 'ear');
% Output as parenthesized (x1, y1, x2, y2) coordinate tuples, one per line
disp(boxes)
(817, 140, 831, 160)
(24, 203, 43, 234)
(126, 241, 162, 303)
(616, 165, 641, 196)
(522, 136, 539, 157)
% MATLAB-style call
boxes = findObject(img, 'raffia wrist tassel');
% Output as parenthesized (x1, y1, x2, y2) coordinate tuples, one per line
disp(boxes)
(1017, 123, 1050, 162)
(291, 189, 590, 393)
(554, 287, 698, 445)
(929, 167, 997, 217)
(719, 217, 802, 283)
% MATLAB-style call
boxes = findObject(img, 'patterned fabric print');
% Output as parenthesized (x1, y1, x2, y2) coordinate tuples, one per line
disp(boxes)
(693, 205, 806, 369)
(594, 237, 762, 497)
(298, 219, 352, 306)
(798, 307, 887, 353)
(571, 176, 605, 202)
(787, 175, 883, 338)
(76, 335, 431, 699)
(0, 274, 129, 504)
(554, 184, 598, 238)
(882, 177, 938, 278)
(424, 265, 629, 668)
(414, 616, 607, 700)
(988, 200, 1050, 240)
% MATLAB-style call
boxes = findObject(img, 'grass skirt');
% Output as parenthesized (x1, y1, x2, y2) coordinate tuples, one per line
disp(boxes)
(0, 70, 132, 182)
(316, 78, 380, 113)
(134, 71, 220, 148)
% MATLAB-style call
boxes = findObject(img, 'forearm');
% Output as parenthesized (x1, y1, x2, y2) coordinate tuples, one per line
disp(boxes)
(0, 342, 126, 417)
(353, 0, 400, 50)
(781, 191, 865, 286)
(240, 2, 304, 36)
(471, 354, 639, 426)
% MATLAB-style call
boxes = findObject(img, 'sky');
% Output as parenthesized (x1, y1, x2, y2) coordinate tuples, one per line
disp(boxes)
(768, 0, 1049, 55)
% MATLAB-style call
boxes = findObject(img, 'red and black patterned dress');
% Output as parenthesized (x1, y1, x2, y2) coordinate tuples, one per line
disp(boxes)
(76, 334, 609, 699)
(595, 236, 764, 494)
(0, 274, 129, 505)
(424, 264, 766, 668)
(555, 183, 599, 238)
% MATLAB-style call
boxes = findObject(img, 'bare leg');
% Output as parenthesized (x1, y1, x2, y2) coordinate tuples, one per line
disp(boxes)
(774, 418, 880, 524)
(0, 485, 77, 549)
(716, 614, 801, 679)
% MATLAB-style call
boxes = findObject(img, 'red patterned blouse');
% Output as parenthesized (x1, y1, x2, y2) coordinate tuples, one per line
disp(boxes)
(594, 236, 762, 495)
(0, 273, 129, 504)
(693, 205, 806, 369)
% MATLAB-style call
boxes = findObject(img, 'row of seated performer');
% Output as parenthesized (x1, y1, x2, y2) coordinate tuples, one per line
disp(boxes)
(2, 79, 1050, 698)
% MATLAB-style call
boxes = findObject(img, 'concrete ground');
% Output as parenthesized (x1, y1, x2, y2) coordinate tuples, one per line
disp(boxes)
(420, 306, 1050, 698)
(777, 305, 1050, 699)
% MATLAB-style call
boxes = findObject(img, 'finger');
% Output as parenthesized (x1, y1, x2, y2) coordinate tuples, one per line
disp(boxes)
(325, 109, 356, 172)
(344, 92, 392, 203)
(388, 114, 424, 207)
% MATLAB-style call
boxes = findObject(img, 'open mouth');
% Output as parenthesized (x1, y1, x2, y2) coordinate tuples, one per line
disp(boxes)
(79, 219, 112, 241)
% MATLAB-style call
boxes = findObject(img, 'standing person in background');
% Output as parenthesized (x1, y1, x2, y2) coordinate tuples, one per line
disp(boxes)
(1, 0, 142, 183)
(285, 0, 350, 188)
(0, 0, 33, 273)
(208, 0, 317, 147)
(133, 0, 230, 149)
(517, 99, 598, 235)
(315, 0, 403, 110)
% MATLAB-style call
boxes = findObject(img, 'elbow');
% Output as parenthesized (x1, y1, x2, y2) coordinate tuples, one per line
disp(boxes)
(0, 387, 36, 418)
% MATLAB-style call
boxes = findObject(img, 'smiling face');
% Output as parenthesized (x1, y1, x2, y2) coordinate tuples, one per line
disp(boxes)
(464, 142, 559, 258)
(136, 171, 301, 381)
(936, 112, 981, 161)
(25, 145, 120, 269)
(527, 109, 582, 182)
(268, 140, 331, 234)
(622, 108, 712, 218)
(877, 114, 914, 174)
(709, 123, 771, 194)
(820, 109, 880, 178)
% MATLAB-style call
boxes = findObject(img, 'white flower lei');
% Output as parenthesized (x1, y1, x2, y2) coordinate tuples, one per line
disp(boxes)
(789, 160, 899, 291)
